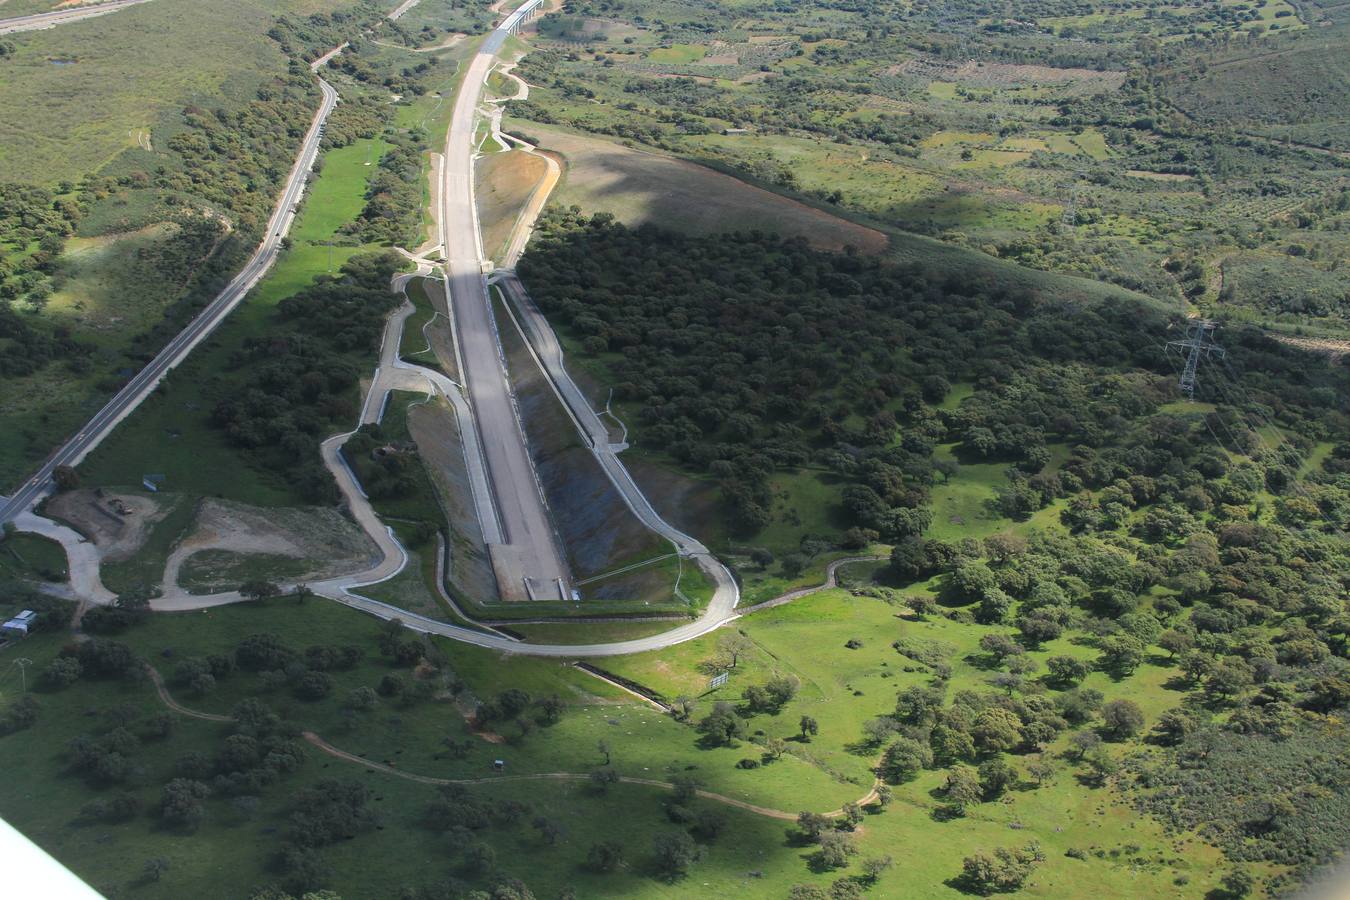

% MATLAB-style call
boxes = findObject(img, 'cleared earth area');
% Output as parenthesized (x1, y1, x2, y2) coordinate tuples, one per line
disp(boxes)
(475, 147, 550, 263)
(43, 489, 377, 597)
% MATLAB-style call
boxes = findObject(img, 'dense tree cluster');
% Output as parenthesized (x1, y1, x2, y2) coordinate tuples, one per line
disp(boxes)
(958, 842, 1045, 895)
(1130, 711, 1350, 890)
(275, 778, 377, 893)
(0, 182, 82, 311)
(521, 210, 1350, 545)
(210, 251, 402, 500)
(343, 423, 424, 503)
(266, 4, 390, 65)
(0, 303, 86, 378)
(343, 135, 429, 248)
(162, 76, 327, 239)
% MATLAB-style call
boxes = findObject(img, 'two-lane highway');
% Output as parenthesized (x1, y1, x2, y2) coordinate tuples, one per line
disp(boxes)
(0, 0, 153, 34)
(0, 77, 339, 525)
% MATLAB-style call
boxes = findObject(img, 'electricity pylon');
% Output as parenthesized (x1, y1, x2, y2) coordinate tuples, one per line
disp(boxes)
(1167, 319, 1225, 400)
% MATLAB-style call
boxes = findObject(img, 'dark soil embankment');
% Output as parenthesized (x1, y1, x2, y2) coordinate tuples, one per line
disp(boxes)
(490, 291, 669, 592)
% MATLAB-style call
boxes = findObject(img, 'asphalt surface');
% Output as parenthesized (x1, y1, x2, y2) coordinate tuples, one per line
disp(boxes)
(438, 0, 572, 601)
(0, 77, 339, 525)
(387, 0, 423, 20)
(0, 0, 153, 34)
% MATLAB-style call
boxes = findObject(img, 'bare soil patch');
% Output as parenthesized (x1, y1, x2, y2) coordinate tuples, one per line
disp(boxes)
(1269, 335, 1350, 360)
(1126, 169, 1194, 181)
(891, 57, 1125, 93)
(650, 72, 716, 84)
(165, 499, 377, 594)
(953, 60, 1126, 89)
(46, 489, 171, 561)
(475, 149, 549, 263)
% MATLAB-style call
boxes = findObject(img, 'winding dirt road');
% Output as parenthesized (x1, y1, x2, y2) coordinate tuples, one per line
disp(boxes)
(299, 733, 878, 821)
(139, 657, 881, 821)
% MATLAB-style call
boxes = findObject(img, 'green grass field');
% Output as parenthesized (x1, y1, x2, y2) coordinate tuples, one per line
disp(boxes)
(295, 138, 389, 244)
(0, 532, 68, 584)
(75, 136, 392, 505)
(0, 0, 361, 183)
(0, 609, 813, 898)
(647, 44, 708, 64)
(0, 1, 286, 185)
(596, 586, 1232, 896)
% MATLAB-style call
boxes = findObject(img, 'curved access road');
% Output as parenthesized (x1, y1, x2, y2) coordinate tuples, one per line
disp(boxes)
(0, 0, 152, 34)
(307, 286, 741, 658)
(0, 77, 339, 525)
(86, 283, 739, 657)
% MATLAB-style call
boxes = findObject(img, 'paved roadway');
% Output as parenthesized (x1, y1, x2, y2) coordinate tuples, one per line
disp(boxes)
(0, 0, 153, 34)
(438, 0, 571, 601)
(0, 77, 339, 525)
(387, 0, 423, 20)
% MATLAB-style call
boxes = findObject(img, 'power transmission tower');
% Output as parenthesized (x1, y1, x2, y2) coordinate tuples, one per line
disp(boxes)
(1166, 319, 1225, 400)
(1061, 180, 1082, 227)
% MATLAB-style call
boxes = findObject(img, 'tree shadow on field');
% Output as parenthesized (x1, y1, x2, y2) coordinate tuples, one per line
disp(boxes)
(930, 804, 964, 822)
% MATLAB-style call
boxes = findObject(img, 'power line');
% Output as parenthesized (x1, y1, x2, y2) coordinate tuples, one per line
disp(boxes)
(1131, 317, 1335, 531)
(1199, 356, 1339, 533)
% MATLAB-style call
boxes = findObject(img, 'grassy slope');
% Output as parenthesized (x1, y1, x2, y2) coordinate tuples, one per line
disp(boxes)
(475, 148, 547, 262)
(520, 117, 1164, 315)
(597, 587, 1230, 897)
(397, 276, 443, 369)
(45, 225, 181, 350)
(0, 0, 289, 186)
(76, 137, 389, 505)
(0, 532, 69, 583)
(0, 0, 386, 490)
(0, 641, 794, 899)
(522, 121, 890, 255)
(1, 600, 865, 898)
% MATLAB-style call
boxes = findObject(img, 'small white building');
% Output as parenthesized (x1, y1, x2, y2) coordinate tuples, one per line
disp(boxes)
(1, 610, 37, 639)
